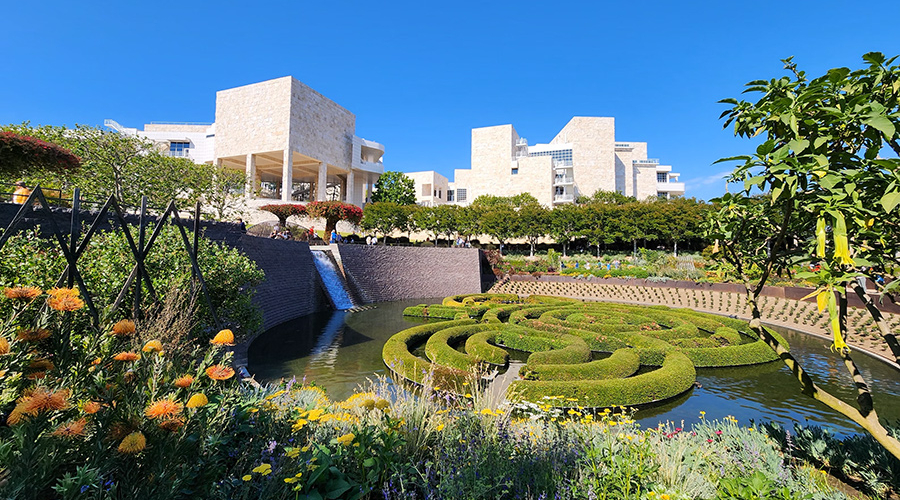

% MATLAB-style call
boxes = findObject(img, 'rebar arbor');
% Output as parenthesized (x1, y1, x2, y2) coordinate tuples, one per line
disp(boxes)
(0, 186, 220, 328)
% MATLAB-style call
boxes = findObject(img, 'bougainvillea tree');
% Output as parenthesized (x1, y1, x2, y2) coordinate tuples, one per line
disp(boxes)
(0, 131, 81, 177)
(258, 203, 307, 227)
(307, 201, 363, 234)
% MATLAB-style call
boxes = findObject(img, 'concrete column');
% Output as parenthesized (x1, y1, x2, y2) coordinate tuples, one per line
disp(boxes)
(281, 149, 293, 202)
(244, 154, 256, 199)
(346, 168, 356, 205)
(317, 161, 327, 201)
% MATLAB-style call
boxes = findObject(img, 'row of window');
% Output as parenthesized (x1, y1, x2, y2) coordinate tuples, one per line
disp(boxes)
(529, 148, 573, 164)
(447, 188, 466, 202)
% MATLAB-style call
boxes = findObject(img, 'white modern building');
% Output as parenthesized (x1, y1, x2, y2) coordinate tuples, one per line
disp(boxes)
(408, 117, 683, 207)
(106, 76, 384, 207)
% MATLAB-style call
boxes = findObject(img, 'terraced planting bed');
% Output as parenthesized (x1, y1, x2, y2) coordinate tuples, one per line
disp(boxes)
(383, 293, 786, 408)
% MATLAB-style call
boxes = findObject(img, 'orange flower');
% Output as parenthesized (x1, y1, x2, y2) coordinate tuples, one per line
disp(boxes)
(3, 286, 42, 300)
(26, 371, 47, 380)
(28, 358, 55, 371)
(205, 365, 235, 381)
(145, 398, 183, 419)
(83, 401, 102, 414)
(16, 328, 50, 342)
(111, 319, 136, 337)
(117, 431, 146, 453)
(48, 287, 79, 299)
(174, 375, 194, 388)
(52, 418, 88, 438)
(186, 393, 208, 408)
(142, 340, 163, 353)
(113, 352, 140, 362)
(0, 337, 9, 355)
(6, 406, 27, 425)
(158, 418, 185, 431)
(210, 329, 235, 345)
(90, 357, 102, 365)
(20, 387, 70, 415)
(48, 295, 85, 312)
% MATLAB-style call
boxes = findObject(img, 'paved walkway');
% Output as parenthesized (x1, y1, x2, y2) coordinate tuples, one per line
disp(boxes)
(488, 279, 900, 368)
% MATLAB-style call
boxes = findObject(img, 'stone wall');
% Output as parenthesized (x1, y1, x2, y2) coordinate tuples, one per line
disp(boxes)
(289, 79, 356, 169)
(338, 245, 484, 302)
(215, 77, 292, 158)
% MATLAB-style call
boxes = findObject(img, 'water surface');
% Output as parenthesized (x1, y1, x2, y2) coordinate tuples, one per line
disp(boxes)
(248, 301, 900, 436)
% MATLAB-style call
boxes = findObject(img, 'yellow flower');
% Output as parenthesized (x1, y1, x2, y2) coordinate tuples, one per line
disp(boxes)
(111, 319, 136, 337)
(118, 431, 146, 453)
(0, 337, 8, 355)
(186, 393, 209, 408)
(47, 294, 85, 312)
(306, 408, 325, 421)
(335, 433, 355, 446)
(292, 418, 308, 431)
(3, 286, 42, 300)
(252, 463, 272, 475)
(142, 340, 164, 353)
(660, 494, 670, 500)
(242, 474, 252, 481)
(435, 424, 445, 431)
(210, 329, 235, 345)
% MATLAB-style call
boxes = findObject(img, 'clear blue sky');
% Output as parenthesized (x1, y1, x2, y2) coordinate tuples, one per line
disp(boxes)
(2, 1, 898, 201)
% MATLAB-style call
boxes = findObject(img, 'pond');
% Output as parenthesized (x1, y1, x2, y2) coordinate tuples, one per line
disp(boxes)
(247, 299, 900, 437)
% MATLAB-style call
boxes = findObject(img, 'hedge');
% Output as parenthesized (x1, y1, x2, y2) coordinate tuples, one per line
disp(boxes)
(520, 348, 641, 382)
(382, 293, 786, 408)
(382, 319, 477, 391)
(509, 351, 696, 408)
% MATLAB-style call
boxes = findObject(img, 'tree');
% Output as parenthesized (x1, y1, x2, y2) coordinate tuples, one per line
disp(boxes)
(472, 194, 538, 255)
(710, 52, 900, 458)
(371, 171, 416, 205)
(195, 162, 248, 220)
(548, 203, 584, 257)
(576, 189, 633, 205)
(579, 203, 616, 257)
(307, 201, 363, 235)
(360, 202, 406, 245)
(517, 202, 549, 257)
(0, 132, 80, 178)
(259, 204, 306, 228)
(656, 197, 707, 256)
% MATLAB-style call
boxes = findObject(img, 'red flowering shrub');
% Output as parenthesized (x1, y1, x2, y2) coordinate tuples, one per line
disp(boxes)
(258, 203, 306, 226)
(307, 201, 363, 234)
(0, 132, 81, 177)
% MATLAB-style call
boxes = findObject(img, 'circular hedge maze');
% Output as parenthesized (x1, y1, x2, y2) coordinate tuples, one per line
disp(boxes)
(382, 294, 787, 408)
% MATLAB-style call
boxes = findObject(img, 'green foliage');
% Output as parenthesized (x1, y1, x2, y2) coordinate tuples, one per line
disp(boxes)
(370, 171, 416, 205)
(360, 202, 407, 244)
(0, 226, 264, 339)
(259, 203, 306, 227)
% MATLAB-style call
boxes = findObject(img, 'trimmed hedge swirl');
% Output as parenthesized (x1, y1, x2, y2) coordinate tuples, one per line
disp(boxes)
(389, 295, 786, 408)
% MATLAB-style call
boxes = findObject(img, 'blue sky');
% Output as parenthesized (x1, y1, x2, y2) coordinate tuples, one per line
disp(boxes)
(2, 1, 898, 201)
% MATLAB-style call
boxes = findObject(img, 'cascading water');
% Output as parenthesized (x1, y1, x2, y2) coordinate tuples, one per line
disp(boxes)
(311, 251, 356, 310)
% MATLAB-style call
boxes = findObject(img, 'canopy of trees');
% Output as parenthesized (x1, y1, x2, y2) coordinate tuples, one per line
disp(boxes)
(371, 171, 416, 205)
(0, 131, 81, 177)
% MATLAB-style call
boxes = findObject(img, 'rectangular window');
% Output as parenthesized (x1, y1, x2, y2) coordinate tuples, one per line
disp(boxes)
(447, 190, 454, 202)
(511, 168, 518, 175)
(422, 183, 432, 196)
(169, 141, 190, 157)
(456, 188, 467, 202)
(657, 173, 668, 183)
(438, 189, 442, 199)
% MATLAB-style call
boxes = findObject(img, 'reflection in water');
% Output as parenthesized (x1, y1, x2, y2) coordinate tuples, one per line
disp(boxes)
(248, 302, 900, 437)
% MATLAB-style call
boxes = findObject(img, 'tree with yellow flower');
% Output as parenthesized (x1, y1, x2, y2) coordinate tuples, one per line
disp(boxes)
(708, 52, 900, 459)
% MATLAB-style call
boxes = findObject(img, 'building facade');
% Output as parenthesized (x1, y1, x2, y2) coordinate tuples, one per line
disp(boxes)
(408, 117, 683, 207)
(106, 76, 384, 207)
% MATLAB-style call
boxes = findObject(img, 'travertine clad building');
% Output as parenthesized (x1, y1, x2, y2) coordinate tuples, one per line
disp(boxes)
(409, 117, 683, 207)
(106, 76, 384, 207)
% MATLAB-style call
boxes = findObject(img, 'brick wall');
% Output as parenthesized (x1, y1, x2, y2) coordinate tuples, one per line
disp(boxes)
(338, 245, 484, 302)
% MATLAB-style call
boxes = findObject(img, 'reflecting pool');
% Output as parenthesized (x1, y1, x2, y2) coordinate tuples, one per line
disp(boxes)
(248, 300, 900, 436)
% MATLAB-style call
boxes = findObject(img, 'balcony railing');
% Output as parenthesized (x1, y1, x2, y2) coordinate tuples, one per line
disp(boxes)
(554, 177, 574, 185)
(657, 181, 685, 193)
(169, 149, 190, 158)
(553, 194, 575, 203)
(633, 159, 659, 165)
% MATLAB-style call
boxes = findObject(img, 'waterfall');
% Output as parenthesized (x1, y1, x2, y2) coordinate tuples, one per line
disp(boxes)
(311, 251, 356, 310)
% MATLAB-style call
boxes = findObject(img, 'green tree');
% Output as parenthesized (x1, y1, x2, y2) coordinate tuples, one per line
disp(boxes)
(517, 202, 549, 257)
(360, 202, 406, 245)
(656, 197, 707, 256)
(371, 171, 416, 205)
(577, 189, 634, 205)
(548, 203, 584, 257)
(195, 162, 248, 220)
(710, 52, 900, 458)
(579, 203, 616, 257)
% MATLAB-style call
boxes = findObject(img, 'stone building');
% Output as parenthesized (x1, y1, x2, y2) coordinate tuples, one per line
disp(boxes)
(409, 117, 683, 207)
(106, 76, 384, 207)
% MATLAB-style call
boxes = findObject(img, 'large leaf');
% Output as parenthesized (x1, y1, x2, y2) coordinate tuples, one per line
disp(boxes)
(864, 115, 896, 138)
(880, 191, 900, 213)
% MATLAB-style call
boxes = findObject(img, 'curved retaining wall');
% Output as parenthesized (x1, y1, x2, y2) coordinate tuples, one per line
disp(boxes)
(338, 245, 485, 303)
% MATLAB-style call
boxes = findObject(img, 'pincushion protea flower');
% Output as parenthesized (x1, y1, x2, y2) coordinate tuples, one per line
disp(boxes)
(0, 337, 9, 355)
(205, 365, 235, 381)
(52, 417, 88, 438)
(118, 431, 146, 453)
(3, 286, 42, 300)
(145, 398, 183, 419)
(210, 329, 235, 345)
(113, 352, 140, 362)
(142, 340, 163, 353)
(83, 401, 102, 414)
(16, 328, 50, 342)
(186, 393, 208, 408)
(111, 319, 136, 337)
(47, 288, 84, 311)
(174, 375, 194, 388)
